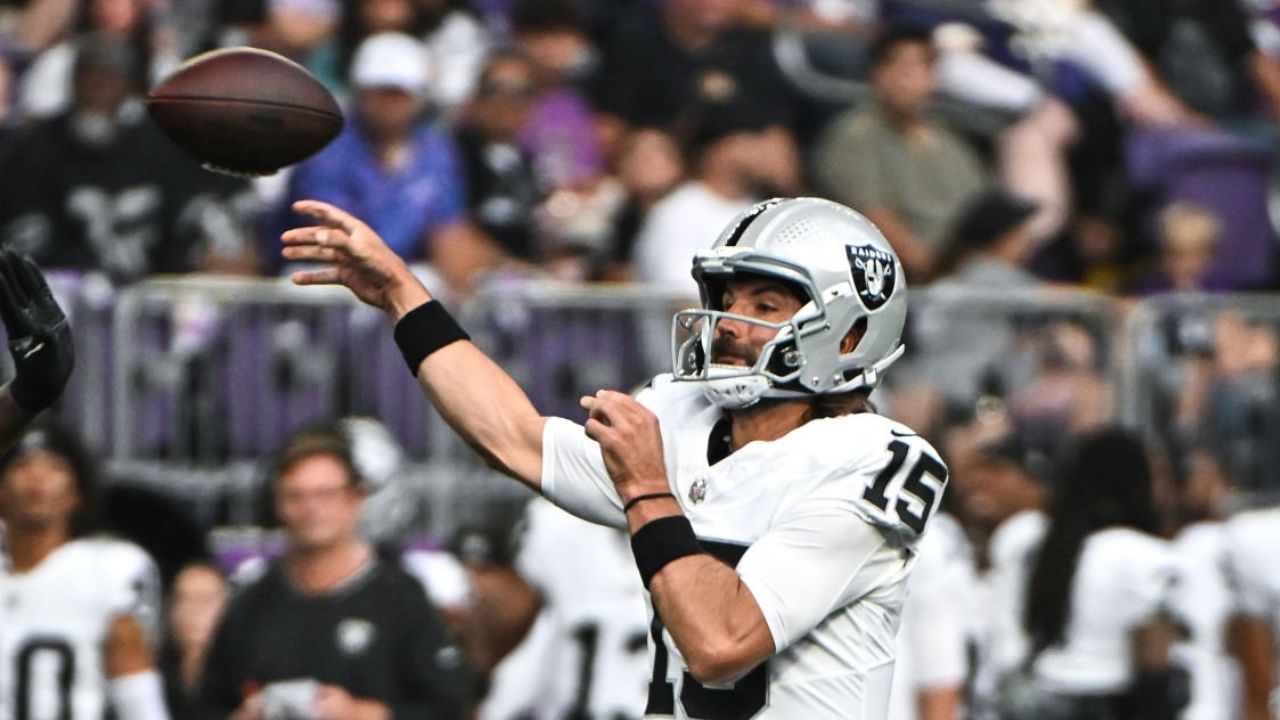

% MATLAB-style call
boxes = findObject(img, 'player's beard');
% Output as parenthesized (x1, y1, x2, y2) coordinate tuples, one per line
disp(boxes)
(709, 336, 759, 368)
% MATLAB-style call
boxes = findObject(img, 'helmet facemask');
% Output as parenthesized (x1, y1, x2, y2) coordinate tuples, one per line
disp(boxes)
(671, 259, 903, 409)
(669, 197, 908, 410)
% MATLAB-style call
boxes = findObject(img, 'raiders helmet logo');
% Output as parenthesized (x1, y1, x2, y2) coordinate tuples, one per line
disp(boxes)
(846, 245, 896, 310)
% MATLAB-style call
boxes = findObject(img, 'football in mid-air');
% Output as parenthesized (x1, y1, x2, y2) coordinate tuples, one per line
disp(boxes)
(146, 47, 343, 177)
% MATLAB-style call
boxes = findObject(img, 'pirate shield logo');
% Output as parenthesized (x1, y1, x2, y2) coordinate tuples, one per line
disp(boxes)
(846, 244, 896, 311)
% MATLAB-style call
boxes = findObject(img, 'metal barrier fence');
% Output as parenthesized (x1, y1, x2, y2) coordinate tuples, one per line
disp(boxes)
(1121, 293, 1280, 494)
(2, 275, 1277, 536)
(899, 285, 1118, 448)
(107, 277, 452, 464)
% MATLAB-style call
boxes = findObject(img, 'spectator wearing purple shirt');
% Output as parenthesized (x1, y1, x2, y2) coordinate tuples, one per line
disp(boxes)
(509, 0, 605, 189)
(286, 32, 494, 293)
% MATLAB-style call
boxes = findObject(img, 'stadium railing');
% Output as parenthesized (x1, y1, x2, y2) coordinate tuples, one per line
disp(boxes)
(3, 274, 1278, 535)
(1121, 293, 1280, 501)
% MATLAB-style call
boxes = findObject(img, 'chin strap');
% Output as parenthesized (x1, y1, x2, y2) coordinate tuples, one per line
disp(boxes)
(699, 371, 772, 409)
(845, 344, 905, 393)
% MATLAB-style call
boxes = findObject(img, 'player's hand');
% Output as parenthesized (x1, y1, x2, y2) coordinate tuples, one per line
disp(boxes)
(581, 390, 669, 500)
(313, 685, 390, 720)
(282, 200, 431, 321)
(0, 250, 74, 414)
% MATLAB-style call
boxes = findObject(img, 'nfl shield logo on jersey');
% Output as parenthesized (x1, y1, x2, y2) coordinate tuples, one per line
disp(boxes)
(689, 478, 708, 505)
(846, 244, 896, 311)
(336, 619, 375, 657)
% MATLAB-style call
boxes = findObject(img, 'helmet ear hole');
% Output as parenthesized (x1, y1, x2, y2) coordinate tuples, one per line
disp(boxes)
(841, 317, 868, 355)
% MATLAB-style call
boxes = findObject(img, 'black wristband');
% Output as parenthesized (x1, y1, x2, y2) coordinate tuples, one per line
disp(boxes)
(393, 300, 470, 376)
(623, 492, 675, 514)
(631, 515, 702, 589)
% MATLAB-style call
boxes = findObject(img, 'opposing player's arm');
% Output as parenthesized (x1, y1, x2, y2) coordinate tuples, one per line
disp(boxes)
(282, 200, 547, 488)
(0, 250, 74, 448)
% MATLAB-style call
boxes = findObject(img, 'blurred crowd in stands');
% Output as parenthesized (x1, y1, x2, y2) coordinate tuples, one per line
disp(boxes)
(0, 0, 1278, 296)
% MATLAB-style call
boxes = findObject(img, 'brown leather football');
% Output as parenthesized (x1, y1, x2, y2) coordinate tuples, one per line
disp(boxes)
(146, 47, 343, 176)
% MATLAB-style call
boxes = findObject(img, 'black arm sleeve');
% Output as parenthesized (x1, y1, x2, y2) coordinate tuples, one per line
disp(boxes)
(390, 579, 472, 720)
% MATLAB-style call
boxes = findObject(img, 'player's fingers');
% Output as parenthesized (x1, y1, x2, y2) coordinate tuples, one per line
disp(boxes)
(280, 226, 327, 245)
(282, 245, 343, 263)
(583, 417, 615, 444)
(290, 268, 343, 286)
(292, 200, 358, 233)
(281, 226, 352, 249)
(594, 389, 640, 409)
(588, 404, 612, 427)
(593, 390, 644, 426)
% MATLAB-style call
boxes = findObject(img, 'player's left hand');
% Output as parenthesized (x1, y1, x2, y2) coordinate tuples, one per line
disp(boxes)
(581, 390, 668, 500)
(313, 684, 390, 720)
(0, 250, 74, 414)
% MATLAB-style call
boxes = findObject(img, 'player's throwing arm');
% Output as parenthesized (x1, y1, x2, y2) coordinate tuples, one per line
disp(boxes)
(282, 200, 548, 485)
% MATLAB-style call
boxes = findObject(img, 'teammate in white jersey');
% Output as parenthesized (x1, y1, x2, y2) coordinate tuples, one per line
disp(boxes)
(0, 425, 167, 720)
(888, 511, 975, 720)
(1003, 429, 1184, 720)
(283, 195, 947, 719)
(1222, 505, 1280, 720)
(482, 497, 650, 720)
(1167, 446, 1240, 720)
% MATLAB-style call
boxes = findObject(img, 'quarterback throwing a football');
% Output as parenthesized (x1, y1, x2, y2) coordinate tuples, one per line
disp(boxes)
(285, 196, 948, 719)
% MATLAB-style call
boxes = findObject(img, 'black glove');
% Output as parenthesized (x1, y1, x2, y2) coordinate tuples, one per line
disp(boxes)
(0, 250, 74, 413)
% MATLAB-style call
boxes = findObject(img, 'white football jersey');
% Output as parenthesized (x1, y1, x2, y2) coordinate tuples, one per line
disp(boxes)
(0, 537, 160, 720)
(888, 512, 976, 720)
(1222, 506, 1280, 631)
(1170, 522, 1239, 720)
(541, 375, 948, 720)
(1032, 528, 1177, 694)
(980, 510, 1047, 688)
(483, 497, 651, 720)
(969, 510, 1047, 718)
(482, 611, 558, 720)
(401, 548, 473, 613)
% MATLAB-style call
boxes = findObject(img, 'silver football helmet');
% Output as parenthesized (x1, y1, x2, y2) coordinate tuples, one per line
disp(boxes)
(671, 197, 908, 409)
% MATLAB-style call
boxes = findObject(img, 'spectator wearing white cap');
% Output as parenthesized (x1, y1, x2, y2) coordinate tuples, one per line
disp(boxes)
(284, 32, 498, 295)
